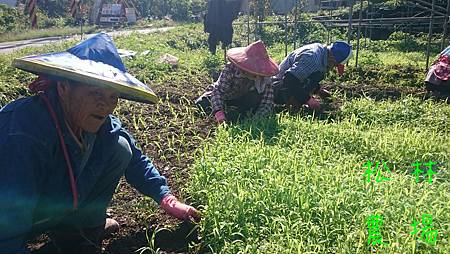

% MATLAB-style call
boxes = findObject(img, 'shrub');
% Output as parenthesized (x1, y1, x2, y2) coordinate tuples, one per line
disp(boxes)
(0, 4, 28, 32)
(259, 15, 335, 47)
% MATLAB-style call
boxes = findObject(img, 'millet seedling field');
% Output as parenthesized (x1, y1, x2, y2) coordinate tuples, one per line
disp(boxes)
(0, 24, 449, 254)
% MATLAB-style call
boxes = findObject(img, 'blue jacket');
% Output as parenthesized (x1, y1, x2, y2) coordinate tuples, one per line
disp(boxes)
(0, 90, 170, 253)
(275, 43, 328, 83)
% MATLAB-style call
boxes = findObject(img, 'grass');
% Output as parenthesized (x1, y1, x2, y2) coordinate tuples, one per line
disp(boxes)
(0, 25, 98, 43)
(188, 96, 450, 253)
(0, 23, 449, 253)
(374, 51, 429, 67)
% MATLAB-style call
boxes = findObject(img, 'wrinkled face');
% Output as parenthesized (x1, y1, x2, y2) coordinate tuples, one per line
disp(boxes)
(57, 81, 119, 134)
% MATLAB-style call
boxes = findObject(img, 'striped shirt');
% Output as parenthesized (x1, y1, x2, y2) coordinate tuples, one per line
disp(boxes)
(208, 62, 274, 115)
(274, 43, 329, 83)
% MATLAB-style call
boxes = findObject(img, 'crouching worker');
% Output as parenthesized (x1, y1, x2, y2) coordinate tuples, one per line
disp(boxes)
(195, 41, 279, 123)
(425, 45, 450, 96)
(272, 41, 352, 110)
(0, 33, 199, 254)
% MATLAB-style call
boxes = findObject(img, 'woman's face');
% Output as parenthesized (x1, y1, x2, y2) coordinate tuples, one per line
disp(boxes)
(241, 70, 260, 80)
(57, 81, 119, 135)
(327, 50, 338, 70)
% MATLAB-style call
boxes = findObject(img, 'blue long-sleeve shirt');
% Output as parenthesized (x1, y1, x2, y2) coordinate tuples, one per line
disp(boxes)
(0, 90, 170, 253)
(274, 43, 329, 83)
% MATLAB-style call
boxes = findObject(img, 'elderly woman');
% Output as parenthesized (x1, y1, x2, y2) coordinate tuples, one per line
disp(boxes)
(0, 33, 199, 254)
(272, 41, 352, 109)
(195, 40, 279, 123)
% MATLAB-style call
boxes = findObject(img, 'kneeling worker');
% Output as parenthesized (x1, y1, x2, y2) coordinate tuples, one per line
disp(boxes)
(272, 41, 352, 110)
(195, 40, 279, 123)
(0, 33, 199, 254)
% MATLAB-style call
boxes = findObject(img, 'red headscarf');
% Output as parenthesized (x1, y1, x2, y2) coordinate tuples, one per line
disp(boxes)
(28, 76, 53, 93)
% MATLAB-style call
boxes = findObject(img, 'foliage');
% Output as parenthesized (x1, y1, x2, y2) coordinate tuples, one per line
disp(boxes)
(257, 14, 346, 46)
(36, 0, 71, 18)
(0, 25, 97, 43)
(384, 32, 440, 53)
(202, 53, 223, 78)
(329, 64, 424, 88)
(133, 0, 205, 21)
(0, 4, 28, 32)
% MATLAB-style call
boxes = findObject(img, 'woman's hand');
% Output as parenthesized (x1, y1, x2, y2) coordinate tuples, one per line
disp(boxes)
(160, 194, 201, 222)
(214, 110, 226, 124)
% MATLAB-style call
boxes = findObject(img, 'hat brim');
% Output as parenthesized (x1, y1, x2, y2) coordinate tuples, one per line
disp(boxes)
(227, 47, 279, 77)
(13, 52, 158, 104)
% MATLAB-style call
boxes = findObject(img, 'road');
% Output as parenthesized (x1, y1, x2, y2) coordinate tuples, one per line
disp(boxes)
(0, 27, 174, 54)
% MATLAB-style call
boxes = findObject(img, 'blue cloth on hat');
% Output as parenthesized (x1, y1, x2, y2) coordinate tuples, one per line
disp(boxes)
(330, 41, 351, 64)
(67, 33, 126, 72)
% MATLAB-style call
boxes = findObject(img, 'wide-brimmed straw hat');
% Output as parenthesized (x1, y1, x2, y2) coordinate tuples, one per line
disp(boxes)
(13, 33, 158, 104)
(226, 40, 278, 77)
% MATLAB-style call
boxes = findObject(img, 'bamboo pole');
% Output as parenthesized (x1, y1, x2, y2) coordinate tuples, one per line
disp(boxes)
(355, 0, 363, 68)
(294, 0, 298, 49)
(247, 0, 250, 45)
(413, 0, 447, 14)
(441, 0, 450, 50)
(347, 1, 354, 44)
(254, 0, 258, 41)
(426, 0, 436, 71)
(327, 9, 331, 45)
(369, 0, 372, 42)
(285, 13, 288, 57)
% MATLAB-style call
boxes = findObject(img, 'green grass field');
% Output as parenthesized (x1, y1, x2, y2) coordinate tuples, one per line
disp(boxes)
(188, 96, 450, 253)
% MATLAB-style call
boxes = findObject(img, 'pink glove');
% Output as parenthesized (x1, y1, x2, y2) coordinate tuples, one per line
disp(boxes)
(304, 97, 320, 110)
(160, 194, 200, 221)
(214, 110, 226, 123)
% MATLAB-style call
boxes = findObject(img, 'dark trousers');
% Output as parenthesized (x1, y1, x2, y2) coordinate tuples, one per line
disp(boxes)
(273, 72, 324, 106)
(426, 81, 450, 94)
(195, 89, 262, 117)
(29, 136, 132, 254)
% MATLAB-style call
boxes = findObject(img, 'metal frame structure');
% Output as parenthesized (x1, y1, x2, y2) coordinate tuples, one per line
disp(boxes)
(236, 0, 450, 70)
